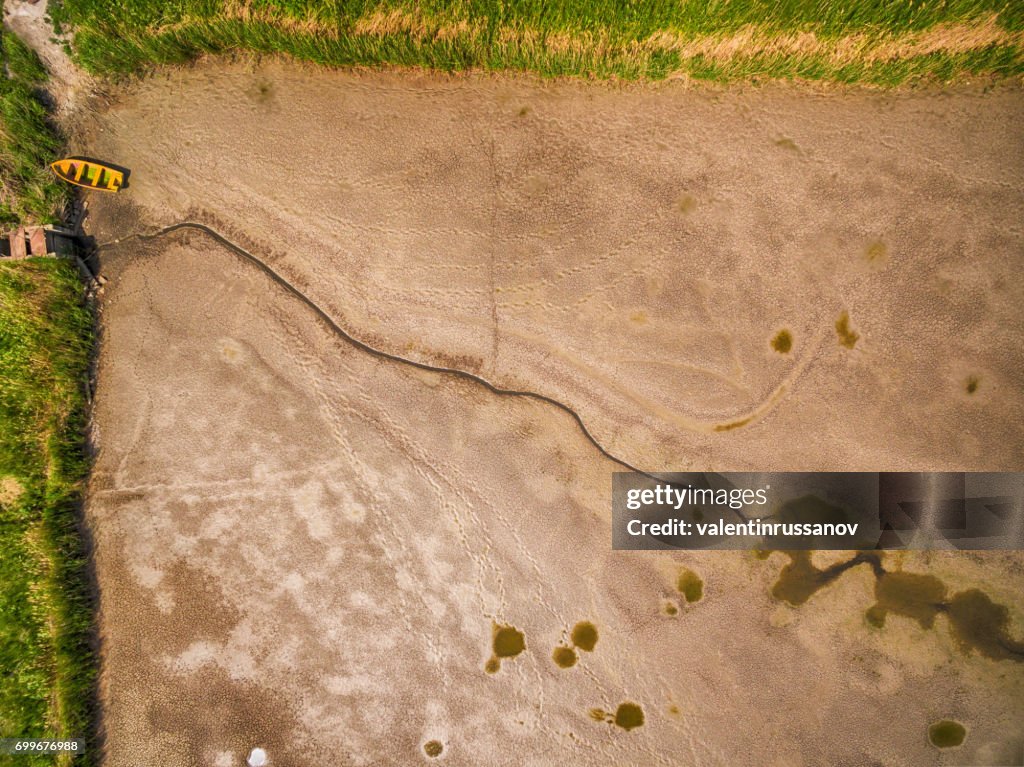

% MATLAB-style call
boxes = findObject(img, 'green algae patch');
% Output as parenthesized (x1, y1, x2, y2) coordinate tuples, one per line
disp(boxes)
(868, 578, 1024, 661)
(571, 621, 599, 652)
(771, 551, 882, 606)
(765, 552, 1024, 663)
(485, 623, 527, 674)
(493, 624, 525, 658)
(946, 589, 1024, 662)
(865, 240, 888, 263)
(614, 702, 645, 731)
(676, 568, 704, 603)
(866, 570, 947, 629)
(835, 310, 860, 349)
(589, 702, 645, 731)
(714, 413, 755, 432)
(928, 720, 966, 748)
(663, 600, 679, 616)
(423, 740, 444, 757)
(772, 551, 832, 606)
(553, 646, 578, 668)
(677, 194, 697, 214)
(771, 329, 793, 353)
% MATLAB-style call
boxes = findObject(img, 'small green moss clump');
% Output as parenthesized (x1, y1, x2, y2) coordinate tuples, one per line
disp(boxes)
(835, 310, 860, 349)
(928, 720, 966, 748)
(614, 702, 645, 731)
(552, 646, 578, 668)
(423, 740, 444, 757)
(493, 624, 525, 658)
(771, 329, 793, 353)
(676, 568, 704, 603)
(570, 621, 599, 652)
(865, 240, 888, 262)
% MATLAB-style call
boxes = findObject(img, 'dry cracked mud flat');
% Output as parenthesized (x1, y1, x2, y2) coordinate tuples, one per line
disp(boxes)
(82, 63, 1024, 765)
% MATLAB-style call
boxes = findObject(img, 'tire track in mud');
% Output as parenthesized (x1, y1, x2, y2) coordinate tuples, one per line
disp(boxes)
(96, 220, 799, 485)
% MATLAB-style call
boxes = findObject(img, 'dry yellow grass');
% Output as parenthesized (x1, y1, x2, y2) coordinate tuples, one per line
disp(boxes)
(648, 15, 1021, 65)
(0, 475, 26, 507)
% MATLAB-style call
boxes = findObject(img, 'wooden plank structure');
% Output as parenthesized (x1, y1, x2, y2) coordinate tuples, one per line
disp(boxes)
(9, 226, 27, 259)
(29, 227, 46, 256)
(1, 225, 78, 260)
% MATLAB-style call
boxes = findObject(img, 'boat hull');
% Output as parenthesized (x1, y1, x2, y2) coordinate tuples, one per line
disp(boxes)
(50, 158, 124, 192)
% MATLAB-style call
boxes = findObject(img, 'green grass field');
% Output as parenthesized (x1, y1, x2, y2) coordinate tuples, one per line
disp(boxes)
(0, 258, 95, 766)
(0, 31, 67, 227)
(50, 0, 1024, 84)
(0, 32, 92, 765)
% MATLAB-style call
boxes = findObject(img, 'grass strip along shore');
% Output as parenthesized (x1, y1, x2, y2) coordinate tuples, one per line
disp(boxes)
(0, 29, 94, 767)
(50, 0, 1024, 84)
(0, 30, 66, 226)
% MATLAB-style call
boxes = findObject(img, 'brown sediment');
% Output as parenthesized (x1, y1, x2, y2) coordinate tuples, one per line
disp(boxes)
(80, 61, 1024, 766)
(85, 62, 1024, 471)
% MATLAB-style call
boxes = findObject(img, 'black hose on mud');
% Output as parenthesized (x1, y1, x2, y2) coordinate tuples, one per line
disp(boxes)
(99, 221, 663, 483)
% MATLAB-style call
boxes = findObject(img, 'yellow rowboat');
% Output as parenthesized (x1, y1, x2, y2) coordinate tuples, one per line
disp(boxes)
(50, 157, 124, 192)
